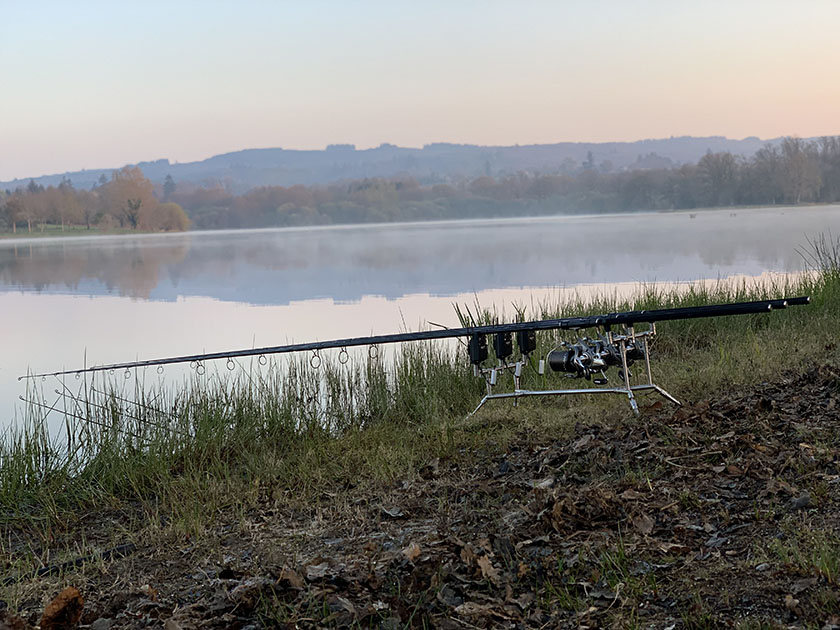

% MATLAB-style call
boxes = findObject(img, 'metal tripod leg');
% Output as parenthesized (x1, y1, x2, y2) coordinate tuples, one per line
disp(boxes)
(642, 333, 681, 406)
(619, 338, 639, 415)
(651, 385, 681, 406)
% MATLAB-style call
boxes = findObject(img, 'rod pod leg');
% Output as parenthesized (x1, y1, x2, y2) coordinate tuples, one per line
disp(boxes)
(619, 338, 640, 415)
(642, 334, 681, 406)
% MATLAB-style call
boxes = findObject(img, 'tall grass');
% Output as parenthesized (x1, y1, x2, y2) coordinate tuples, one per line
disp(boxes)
(1, 235, 838, 535)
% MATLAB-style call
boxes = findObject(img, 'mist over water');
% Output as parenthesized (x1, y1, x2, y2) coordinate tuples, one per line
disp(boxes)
(2, 207, 833, 303)
(2, 205, 839, 427)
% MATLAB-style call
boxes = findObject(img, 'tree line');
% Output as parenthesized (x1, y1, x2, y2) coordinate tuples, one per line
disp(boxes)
(2, 137, 839, 234)
(0, 167, 189, 234)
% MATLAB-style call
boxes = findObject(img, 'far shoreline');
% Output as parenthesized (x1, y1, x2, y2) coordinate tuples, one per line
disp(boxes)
(1, 201, 838, 243)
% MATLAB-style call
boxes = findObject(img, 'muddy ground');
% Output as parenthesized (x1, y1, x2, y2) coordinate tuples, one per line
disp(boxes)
(3, 363, 840, 629)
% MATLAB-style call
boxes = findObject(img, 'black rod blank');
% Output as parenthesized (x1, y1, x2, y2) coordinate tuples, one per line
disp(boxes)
(20, 296, 809, 380)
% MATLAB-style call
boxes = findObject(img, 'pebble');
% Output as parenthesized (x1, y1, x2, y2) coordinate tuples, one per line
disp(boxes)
(790, 492, 811, 510)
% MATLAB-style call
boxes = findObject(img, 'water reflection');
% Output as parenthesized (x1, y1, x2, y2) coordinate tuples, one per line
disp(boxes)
(0, 237, 191, 300)
(2, 206, 839, 427)
(2, 206, 838, 304)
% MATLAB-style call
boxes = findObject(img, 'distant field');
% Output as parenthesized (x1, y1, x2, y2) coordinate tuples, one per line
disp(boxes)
(0, 226, 161, 239)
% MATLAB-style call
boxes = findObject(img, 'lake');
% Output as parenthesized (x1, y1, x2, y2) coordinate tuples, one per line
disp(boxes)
(2, 205, 839, 429)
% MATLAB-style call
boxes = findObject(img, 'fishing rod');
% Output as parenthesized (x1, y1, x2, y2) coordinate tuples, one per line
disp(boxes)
(20, 296, 810, 415)
(20, 296, 808, 380)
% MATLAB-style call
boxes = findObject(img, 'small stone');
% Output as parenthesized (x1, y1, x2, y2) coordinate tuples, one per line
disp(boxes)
(436, 585, 464, 608)
(755, 563, 770, 571)
(381, 506, 405, 519)
(380, 617, 402, 630)
(822, 615, 840, 630)
(790, 492, 812, 510)
(305, 562, 332, 581)
(533, 476, 555, 489)
(90, 620, 113, 630)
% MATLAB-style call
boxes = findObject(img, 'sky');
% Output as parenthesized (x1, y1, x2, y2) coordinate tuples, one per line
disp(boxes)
(1, 0, 839, 181)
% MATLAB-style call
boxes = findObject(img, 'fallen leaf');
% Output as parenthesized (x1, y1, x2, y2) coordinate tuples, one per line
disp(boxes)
(402, 542, 421, 562)
(791, 577, 818, 594)
(460, 544, 477, 568)
(139, 583, 158, 601)
(632, 512, 655, 535)
(230, 577, 274, 608)
(40, 587, 84, 630)
(572, 434, 595, 451)
(657, 541, 691, 555)
(777, 479, 796, 495)
(454, 601, 495, 618)
(277, 567, 304, 589)
(420, 458, 440, 479)
(620, 489, 644, 500)
(512, 591, 535, 610)
(477, 555, 501, 585)
(705, 534, 728, 548)
(328, 595, 355, 615)
(588, 587, 617, 603)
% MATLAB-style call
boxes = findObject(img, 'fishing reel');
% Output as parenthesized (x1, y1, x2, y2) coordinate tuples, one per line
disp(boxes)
(547, 334, 646, 383)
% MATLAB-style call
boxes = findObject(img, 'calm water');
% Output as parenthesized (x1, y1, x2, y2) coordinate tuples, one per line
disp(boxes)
(2, 205, 839, 427)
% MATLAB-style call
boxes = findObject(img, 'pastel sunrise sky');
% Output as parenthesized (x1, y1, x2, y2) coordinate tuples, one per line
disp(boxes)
(1, 0, 838, 181)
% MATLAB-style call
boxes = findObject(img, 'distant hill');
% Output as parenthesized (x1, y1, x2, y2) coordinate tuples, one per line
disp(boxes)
(2, 136, 787, 194)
